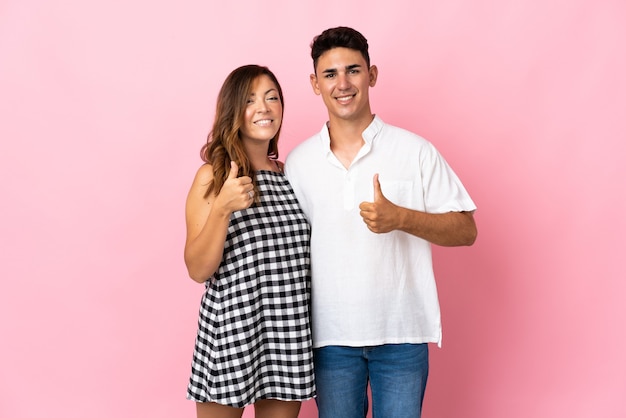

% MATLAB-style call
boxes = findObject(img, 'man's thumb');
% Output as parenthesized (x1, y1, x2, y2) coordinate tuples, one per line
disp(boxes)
(373, 173, 383, 200)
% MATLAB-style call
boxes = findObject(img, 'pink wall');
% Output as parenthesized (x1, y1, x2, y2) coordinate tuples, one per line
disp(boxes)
(1, 1, 624, 417)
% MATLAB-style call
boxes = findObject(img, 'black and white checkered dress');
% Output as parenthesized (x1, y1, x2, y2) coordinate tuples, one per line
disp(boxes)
(187, 170, 315, 407)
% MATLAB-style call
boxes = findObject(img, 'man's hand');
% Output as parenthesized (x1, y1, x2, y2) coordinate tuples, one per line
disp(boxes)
(358, 174, 399, 233)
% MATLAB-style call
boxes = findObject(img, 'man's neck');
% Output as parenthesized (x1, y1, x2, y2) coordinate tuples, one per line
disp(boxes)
(327, 114, 374, 168)
(327, 113, 374, 146)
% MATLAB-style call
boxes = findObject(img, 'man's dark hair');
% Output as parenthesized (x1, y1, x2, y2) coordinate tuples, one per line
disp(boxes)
(310, 26, 370, 72)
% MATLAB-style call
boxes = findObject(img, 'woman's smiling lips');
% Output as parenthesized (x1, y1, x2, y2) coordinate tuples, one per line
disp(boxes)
(254, 119, 274, 126)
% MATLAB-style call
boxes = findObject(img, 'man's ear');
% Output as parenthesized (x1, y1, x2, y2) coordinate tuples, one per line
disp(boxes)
(310, 73, 321, 95)
(369, 65, 378, 87)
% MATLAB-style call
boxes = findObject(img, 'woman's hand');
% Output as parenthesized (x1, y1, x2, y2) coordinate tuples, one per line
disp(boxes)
(213, 161, 255, 215)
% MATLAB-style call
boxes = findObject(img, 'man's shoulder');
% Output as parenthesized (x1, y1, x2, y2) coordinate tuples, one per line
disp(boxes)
(378, 120, 430, 148)
(286, 132, 322, 161)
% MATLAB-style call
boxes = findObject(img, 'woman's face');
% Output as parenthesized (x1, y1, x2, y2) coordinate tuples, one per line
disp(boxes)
(239, 74, 283, 144)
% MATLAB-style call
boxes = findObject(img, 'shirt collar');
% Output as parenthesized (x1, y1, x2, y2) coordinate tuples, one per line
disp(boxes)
(319, 115, 384, 151)
(363, 115, 383, 145)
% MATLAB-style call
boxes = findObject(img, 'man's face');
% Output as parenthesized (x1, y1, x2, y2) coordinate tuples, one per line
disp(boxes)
(310, 47, 377, 123)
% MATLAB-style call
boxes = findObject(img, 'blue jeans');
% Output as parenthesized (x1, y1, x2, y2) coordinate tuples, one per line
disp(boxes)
(314, 344, 429, 418)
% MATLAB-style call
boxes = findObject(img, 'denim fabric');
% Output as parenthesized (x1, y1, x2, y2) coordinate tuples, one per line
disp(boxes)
(314, 344, 429, 418)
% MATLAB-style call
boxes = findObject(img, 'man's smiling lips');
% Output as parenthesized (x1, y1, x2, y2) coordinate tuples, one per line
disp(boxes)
(335, 94, 356, 103)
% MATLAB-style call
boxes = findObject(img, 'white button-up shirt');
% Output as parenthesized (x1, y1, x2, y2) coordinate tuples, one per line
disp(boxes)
(285, 116, 476, 348)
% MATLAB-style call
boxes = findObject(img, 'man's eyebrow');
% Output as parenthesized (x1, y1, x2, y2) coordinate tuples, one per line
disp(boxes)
(321, 64, 362, 74)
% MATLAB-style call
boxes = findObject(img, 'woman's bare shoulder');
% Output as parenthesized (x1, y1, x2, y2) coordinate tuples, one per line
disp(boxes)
(195, 163, 214, 180)
(189, 163, 215, 188)
(187, 163, 215, 202)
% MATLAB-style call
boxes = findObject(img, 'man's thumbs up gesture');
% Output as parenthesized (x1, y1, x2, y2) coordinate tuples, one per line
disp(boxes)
(359, 174, 399, 233)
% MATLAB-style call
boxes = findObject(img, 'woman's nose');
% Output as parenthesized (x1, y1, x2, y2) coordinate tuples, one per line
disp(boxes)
(256, 100, 269, 112)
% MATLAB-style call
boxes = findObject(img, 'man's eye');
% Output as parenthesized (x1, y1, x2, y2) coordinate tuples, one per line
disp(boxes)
(325, 73, 336, 79)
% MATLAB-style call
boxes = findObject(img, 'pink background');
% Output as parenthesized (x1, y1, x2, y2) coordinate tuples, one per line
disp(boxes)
(1, 0, 624, 417)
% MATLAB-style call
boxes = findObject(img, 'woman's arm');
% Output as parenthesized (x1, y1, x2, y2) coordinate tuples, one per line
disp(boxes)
(184, 162, 254, 282)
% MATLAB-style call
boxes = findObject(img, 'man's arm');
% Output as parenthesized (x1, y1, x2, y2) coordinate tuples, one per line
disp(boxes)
(394, 208, 477, 246)
(358, 174, 477, 246)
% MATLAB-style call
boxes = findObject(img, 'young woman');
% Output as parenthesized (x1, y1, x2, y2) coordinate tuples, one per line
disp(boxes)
(184, 65, 314, 418)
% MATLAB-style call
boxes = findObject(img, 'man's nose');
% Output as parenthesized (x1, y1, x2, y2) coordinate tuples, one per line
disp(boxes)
(336, 73, 351, 90)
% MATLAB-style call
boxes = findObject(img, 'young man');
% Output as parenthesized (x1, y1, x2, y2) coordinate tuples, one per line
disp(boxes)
(284, 27, 478, 418)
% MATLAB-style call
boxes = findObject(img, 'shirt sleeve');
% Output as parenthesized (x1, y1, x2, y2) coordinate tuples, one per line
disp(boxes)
(421, 142, 477, 213)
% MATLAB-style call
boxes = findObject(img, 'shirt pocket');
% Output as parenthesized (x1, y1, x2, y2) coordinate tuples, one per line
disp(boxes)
(374, 180, 414, 207)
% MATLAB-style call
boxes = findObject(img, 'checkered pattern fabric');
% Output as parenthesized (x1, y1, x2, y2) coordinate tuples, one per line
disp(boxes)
(187, 171, 315, 407)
